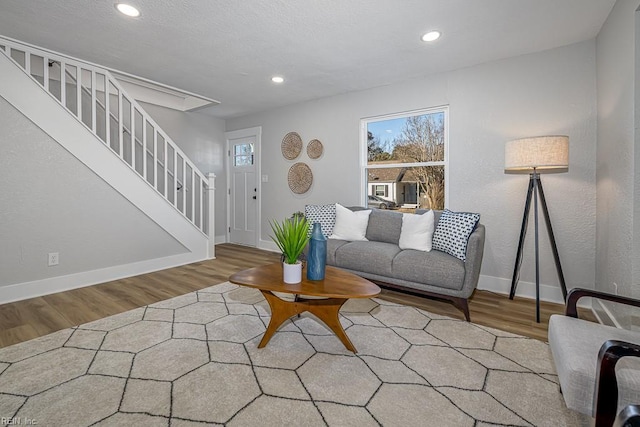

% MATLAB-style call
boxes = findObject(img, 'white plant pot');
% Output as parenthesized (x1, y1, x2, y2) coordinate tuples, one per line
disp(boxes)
(282, 261, 302, 284)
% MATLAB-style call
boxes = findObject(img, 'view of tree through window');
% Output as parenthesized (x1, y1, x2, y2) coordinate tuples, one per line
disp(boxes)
(233, 142, 254, 166)
(363, 108, 447, 210)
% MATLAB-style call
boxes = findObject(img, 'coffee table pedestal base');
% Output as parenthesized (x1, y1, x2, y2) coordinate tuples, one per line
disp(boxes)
(259, 290, 356, 353)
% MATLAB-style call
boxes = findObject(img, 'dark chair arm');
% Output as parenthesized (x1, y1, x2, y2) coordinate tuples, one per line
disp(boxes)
(595, 340, 640, 427)
(565, 288, 640, 318)
(614, 404, 640, 427)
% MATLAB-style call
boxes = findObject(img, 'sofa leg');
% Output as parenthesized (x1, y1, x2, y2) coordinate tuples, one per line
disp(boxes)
(453, 298, 471, 321)
(367, 279, 474, 322)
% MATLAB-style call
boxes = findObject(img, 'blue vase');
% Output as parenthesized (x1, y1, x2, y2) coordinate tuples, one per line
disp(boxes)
(307, 222, 327, 280)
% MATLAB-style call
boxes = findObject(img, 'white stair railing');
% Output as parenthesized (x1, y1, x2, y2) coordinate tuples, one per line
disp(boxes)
(0, 37, 210, 236)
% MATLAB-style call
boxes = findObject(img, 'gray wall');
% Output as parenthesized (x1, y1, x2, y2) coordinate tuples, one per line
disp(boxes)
(0, 96, 187, 287)
(139, 102, 227, 240)
(227, 40, 598, 296)
(595, 0, 640, 324)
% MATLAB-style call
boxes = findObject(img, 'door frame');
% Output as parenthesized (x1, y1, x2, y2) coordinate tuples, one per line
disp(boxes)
(225, 126, 262, 247)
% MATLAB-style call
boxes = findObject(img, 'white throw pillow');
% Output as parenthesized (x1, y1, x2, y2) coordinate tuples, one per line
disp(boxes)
(329, 204, 372, 241)
(398, 210, 435, 251)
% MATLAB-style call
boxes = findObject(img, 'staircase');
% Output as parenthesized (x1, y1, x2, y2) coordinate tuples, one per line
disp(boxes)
(0, 36, 215, 302)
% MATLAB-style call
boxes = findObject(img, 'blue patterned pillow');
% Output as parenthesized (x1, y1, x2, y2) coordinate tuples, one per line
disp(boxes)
(304, 204, 336, 238)
(432, 209, 480, 261)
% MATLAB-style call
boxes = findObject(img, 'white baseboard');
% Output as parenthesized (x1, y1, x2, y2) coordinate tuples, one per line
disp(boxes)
(593, 299, 623, 327)
(477, 274, 594, 309)
(0, 252, 207, 305)
(258, 239, 280, 253)
(214, 237, 278, 252)
(477, 274, 566, 304)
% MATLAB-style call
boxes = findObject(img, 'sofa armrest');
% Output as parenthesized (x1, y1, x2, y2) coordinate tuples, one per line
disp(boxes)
(595, 340, 640, 427)
(565, 288, 640, 318)
(460, 223, 485, 298)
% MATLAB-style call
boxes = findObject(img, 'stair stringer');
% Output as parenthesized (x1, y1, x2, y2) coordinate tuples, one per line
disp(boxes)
(0, 46, 209, 302)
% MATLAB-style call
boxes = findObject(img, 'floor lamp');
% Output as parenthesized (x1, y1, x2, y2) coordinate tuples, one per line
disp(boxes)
(505, 136, 569, 323)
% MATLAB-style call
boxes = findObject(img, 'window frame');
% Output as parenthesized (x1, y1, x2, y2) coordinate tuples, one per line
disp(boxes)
(232, 141, 254, 167)
(360, 106, 449, 209)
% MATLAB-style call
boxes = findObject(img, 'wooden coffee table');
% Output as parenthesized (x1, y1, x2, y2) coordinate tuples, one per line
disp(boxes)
(229, 263, 380, 353)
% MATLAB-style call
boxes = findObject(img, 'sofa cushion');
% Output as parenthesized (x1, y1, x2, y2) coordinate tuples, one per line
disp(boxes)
(334, 241, 401, 277)
(399, 210, 435, 251)
(304, 204, 336, 238)
(365, 209, 403, 245)
(329, 204, 371, 241)
(392, 249, 466, 291)
(432, 209, 480, 261)
(326, 238, 349, 266)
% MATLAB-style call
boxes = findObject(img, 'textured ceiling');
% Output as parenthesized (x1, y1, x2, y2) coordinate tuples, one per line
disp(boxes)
(0, 0, 615, 118)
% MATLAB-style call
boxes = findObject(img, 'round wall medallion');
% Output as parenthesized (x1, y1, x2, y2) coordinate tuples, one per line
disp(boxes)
(281, 132, 303, 160)
(307, 139, 324, 159)
(288, 162, 313, 194)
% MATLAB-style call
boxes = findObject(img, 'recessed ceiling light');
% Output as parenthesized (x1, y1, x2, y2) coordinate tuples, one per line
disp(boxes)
(421, 31, 441, 42)
(115, 3, 141, 18)
(271, 76, 284, 84)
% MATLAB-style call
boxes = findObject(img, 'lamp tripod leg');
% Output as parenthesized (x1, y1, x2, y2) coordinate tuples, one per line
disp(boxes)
(533, 175, 540, 323)
(536, 179, 568, 301)
(509, 176, 535, 300)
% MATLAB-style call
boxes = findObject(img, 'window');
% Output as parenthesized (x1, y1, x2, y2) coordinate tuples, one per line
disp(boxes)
(233, 142, 254, 166)
(362, 107, 448, 210)
(373, 185, 387, 197)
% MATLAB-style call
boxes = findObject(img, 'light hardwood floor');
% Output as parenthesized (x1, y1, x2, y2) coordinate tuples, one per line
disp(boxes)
(0, 243, 589, 348)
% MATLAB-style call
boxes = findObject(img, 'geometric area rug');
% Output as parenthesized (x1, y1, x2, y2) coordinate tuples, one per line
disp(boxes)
(0, 282, 590, 426)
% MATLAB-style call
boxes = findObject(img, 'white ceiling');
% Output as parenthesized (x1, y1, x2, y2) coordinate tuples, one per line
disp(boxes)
(0, 0, 616, 119)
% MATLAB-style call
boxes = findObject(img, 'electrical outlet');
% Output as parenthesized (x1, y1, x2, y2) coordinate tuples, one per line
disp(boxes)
(48, 252, 59, 266)
(612, 282, 618, 295)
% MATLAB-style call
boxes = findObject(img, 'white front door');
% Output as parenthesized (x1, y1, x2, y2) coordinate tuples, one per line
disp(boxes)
(228, 133, 258, 246)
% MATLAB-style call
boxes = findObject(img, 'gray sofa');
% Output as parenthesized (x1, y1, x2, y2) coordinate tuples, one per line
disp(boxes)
(326, 208, 485, 321)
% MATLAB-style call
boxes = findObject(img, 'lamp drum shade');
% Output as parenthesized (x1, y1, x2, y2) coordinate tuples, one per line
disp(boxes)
(505, 136, 569, 171)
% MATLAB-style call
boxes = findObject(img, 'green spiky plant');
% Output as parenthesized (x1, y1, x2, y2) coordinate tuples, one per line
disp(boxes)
(269, 215, 310, 264)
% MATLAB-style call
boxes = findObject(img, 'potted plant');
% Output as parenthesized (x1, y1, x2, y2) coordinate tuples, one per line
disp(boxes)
(291, 211, 305, 221)
(269, 215, 310, 284)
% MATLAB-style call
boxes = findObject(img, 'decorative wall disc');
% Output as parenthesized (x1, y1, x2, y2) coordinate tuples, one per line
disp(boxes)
(307, 139, 324, 159)
(281, 132, 303, 160)
(288, 162, 313, 194)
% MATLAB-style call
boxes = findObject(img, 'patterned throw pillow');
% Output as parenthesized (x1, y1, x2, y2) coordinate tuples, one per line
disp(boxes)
(304, 204, 337, 238)
(432, 209, 480, 261)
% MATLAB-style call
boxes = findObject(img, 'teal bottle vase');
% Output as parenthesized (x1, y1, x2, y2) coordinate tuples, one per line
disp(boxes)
(307, 222, 327, 280)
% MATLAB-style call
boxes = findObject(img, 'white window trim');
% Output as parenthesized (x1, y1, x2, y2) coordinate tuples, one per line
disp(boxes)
(360, 105, 449, 209)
